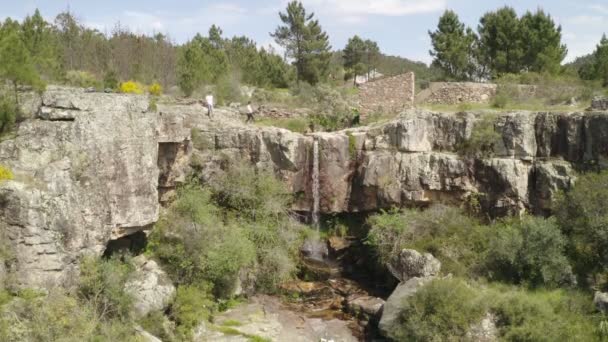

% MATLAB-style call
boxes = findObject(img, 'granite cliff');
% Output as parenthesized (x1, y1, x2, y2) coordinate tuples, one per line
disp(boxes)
(1, 86, 607, 288)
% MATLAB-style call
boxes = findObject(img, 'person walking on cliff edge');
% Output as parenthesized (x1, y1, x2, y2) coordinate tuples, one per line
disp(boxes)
(205, 93, 214, 118)
(245, 101, 255, 123)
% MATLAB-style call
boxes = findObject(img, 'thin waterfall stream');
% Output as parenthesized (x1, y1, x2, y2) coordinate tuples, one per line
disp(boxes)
(312, 138, 320, 228)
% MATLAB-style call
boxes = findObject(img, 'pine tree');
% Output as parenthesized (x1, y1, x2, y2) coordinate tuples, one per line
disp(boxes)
(271, 1, 331, 85)
(177, 37, 206, 96)
(519, 10, 566, 74)
(593, 35, 608, 86)
(21, 9, 59, 77)
(364, 39, 380, 79)
(0, 31, 43, 103)
(429, 10, 478, 80)
(343, 35, 366, 84)
(478, 7, 523, 77)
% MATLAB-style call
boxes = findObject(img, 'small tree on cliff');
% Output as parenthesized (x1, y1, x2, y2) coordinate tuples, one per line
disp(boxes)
(0, 31, 44, 103)
(271, 1, 331, 85)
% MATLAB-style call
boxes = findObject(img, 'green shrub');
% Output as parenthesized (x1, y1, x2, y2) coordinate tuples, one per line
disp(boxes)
(486, 216, 573, 287)
(65, 70, 101, 89)
(256, 117, 309, 133)
(103, 70, 119, 90)
(554, 171, 608, 289)
(147, 186, 255, 295)
(459, 114, 501, 158)
(0, 289, 141, 342)
(492, 92, 509, 108)
(0, 96, 18, 134)
(171, 284, 217, 339)
(384, 278, 599, 342)
(210, 161, 292, 221)
(77, 255, 135, 320)
(366, 205, 488, 277)
(148, 163, 303, 296)
(138, 310, 172, 341)
(347, 132, 357, 159)
(489, 284, 598, 341)
(387, 278, 487, 341)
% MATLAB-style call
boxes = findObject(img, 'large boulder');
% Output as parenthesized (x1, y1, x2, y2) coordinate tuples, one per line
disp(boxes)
(387, 249, 441, 282)
(125, 255, 176, 318)
(590, 96, 608, 111)
(594, 291, 608, 313)
(378, 277, 434, 336)
(346, 295, 385, 318)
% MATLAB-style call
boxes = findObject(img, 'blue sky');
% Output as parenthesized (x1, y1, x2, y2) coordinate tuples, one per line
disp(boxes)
(2, 0, 607, 64)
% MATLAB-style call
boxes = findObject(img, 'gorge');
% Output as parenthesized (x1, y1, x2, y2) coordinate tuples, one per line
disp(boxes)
(1, 86, 608, 340)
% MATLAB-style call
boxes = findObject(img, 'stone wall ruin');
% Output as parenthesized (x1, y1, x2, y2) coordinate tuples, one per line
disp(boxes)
(358, 72, 415, 115)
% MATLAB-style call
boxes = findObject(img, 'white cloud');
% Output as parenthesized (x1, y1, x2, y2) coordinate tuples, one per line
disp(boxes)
(123, 11, 165, 31)
(589, 4, 608, 15)
(311, 0, 446, 16)
(565, 15, 606, 26)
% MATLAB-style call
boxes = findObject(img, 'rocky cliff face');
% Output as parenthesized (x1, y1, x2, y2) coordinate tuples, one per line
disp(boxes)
(1, 87, 607, 288)
(0, 87, 160, 288)
(191, 110, 607, 217)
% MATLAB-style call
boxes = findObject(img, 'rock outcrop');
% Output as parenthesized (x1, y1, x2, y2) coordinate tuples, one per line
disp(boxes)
(378, 276, 433, 336)
(387, 249, 441, 282)
(125, 255, 175, 318)
(2, 87, 608, 288)
(190, 109, 607, 217)
(0, 87, 161, 288)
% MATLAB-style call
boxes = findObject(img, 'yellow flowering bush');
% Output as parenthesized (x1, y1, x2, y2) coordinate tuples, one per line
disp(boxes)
(119, 81, 144, 94)
(148, 82, 163, 96)
(0, 165, 13, 182)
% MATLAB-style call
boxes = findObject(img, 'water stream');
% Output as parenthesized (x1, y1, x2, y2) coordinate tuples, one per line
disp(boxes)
(312, 138, 320, 228)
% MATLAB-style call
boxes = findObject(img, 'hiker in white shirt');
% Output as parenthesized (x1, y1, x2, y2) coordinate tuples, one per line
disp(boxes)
(205, 94, 214, 117)
(245, 101, 255, 123)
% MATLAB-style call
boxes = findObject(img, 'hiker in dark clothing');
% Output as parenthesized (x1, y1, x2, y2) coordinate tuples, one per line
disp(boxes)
(351, 109, 360, 126)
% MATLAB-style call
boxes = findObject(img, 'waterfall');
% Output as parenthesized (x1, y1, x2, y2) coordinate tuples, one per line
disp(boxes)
(312, 139, 320, 227)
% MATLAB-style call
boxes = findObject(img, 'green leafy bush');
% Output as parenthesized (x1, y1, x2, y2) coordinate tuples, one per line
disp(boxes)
(77, 255, 135, 320)
(458, 114, 501, 158)
(489, 284, 598, 341)
(366, 205, 488, 277)
(554, 171, 608, 289)
(147, 186, 255, 295)
(0, 288, 141, 342)
(486, 216, 573, 287)
(386, 278, 486, 341)
(148, 169, 302, 296)
(171, 284, 217, 339)
(210, 161, 292, 221)
(103, 70, 119, 90)
(64, 70, 101, 89)
(384, 278, 599, 342)
(0, 96, 19, 134)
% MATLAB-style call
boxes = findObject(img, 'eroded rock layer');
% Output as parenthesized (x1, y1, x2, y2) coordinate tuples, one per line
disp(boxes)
(1, 87, 607, 288)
